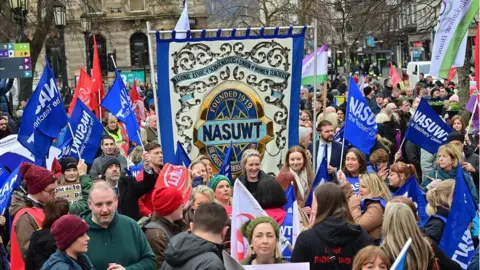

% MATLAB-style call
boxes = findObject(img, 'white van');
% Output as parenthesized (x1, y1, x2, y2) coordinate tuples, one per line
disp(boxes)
(406, 61, 448, 87)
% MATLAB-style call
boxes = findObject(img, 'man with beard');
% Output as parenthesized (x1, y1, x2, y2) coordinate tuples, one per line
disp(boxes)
(82, 181, 156, 270)
(308, 120, 346, 178)
(89, 135, 128, 178)
(101, 151, 157, 221)
(0, 115, 11, 139)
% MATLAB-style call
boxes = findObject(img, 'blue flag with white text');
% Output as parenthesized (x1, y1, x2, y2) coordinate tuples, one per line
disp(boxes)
(0, 165, 20, 215)
(174, 141, 191, 168)
(128, 164, 143, 178)
(101, 69, 142, 145)
(304, 150, 329, 207)
(393, 175, 429, 226)
(218, 141, 233, 180)
(344, 77, 378, 154)
(18, 56, 68, 160)
(439, 163, 476, 268)
(405, 98, 451, 154)
(281, 184, 295, 261)
(66, 100, 103, 164)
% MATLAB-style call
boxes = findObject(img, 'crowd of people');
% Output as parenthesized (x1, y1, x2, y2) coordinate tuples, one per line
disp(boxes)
(0, 70, 478, 270)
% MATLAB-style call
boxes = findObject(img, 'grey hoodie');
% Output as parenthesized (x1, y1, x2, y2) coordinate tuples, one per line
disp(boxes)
(161, 232, 225, 270)
(88, 147, 128, 178)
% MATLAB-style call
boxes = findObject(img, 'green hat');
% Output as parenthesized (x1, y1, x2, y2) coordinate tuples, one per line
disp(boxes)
(208, 175, 231, 191)
(240, 216, 279, 243)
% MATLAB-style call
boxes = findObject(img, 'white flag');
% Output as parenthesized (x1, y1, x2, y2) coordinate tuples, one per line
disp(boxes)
(174, 0, 190, 39)
(292, 201, 301, 247)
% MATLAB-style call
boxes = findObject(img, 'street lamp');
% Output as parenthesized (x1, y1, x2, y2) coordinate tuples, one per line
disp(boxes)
(80, 12, 91, 75)
(53, 1, 70, 103)
(9, 0, 28, 41)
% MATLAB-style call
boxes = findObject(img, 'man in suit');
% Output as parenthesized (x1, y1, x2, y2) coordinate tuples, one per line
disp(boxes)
(308, 120, 346, 177)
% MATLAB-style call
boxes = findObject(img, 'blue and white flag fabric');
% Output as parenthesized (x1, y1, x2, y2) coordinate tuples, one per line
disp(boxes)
(217, 141, 233, 181)
(344, 77, 378, 154)
(65, 100, 103, 164)
(18, 56, 68, 161)
(57, 135, 73, 160)
(0, 165, 20, 215)
(128, 164, 143, 178)
(439, 163, 477, 269)
(334, 126, 344, 143)
(393, 175, 429, 226)
(391, 238, 412, 270)
(101, 69, 142, 145)
(281, 184, 295, 261)
(304, 147, 329, 207)
(174, 0, 190, 39)
(405, 98, 451, 154)
(347, 176, 360, 195)
(174, 141, 191, 168)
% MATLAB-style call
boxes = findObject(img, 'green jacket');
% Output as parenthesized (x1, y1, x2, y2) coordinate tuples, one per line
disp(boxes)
(68, 174, 92, 215)
(81, 211, 156, 270)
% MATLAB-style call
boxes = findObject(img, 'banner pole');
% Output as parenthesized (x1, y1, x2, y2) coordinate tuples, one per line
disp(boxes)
(312, 19, 318, 173)
(395, 137, 406, 163)
(466, 96, 478, 135)
(146, 22, 161, 144)
(67, 122, 82, 160)
(339, 137, 345, 170)
(322, 80, 327, 120)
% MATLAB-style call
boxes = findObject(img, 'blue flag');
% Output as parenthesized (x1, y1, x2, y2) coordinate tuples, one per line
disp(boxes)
(128, 164, 143, 178)
(281, 184, 295, 261)
(101, 69, 142, 145)
(18, 56, 68, 160)
(66, 100, 103, 164)
(439, 163, 477, 268)
(174, 141, 191, 168)
(334, 126, 344, 143)
(344, 77, 378, 154)
(217, 141, 233, 180)
(393, 176, 429, 226)
(347, 176, 360, 195)
(304, 150, 329, 207)
(391, 238, 412, 270)
(405, 98, 451, 154)
(57, 135, 73, 160)
(0, 165, 20, 215)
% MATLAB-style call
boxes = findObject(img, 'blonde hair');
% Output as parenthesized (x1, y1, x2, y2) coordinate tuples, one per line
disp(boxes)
(241, 149, 261, 175)
(353, 246, 391, 270)
(437, 143, 463, 167)
(381, 203, 432, 270)
(318, 112, 339, 129)
(189, 185, 215, 206)
(426, 180, 454, 216)
(360, 173, 392, 201)
(375, 112, 390, 124)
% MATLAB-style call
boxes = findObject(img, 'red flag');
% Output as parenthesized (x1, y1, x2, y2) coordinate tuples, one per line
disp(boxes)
(475, 26, 479, 92)
(90, 35, 105, 119)
(130, 79, 147, 125)
(447, 68, 457, 83)
(156, 164, 191, 205)
(68, 68, 93, 115)
(390, 64, 402, 89)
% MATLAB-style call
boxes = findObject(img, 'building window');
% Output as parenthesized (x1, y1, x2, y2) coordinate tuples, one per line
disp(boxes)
(89, 35, 108, 74)
(130, 32, 149, 68)
(45, 37, 61, 78)
(129, 0, 145, 11)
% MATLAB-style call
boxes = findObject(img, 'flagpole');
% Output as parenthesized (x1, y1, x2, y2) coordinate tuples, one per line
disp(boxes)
(466, 97, 478, 135)
(67, 123, 82, 160)
(322, 80, 327, 120)
(339, 137, 345, 170)
(146, 22, 161, 144)
(395, 137, 406, 163)
(391, 238, 412, 270)
(312, 19, 318, 173)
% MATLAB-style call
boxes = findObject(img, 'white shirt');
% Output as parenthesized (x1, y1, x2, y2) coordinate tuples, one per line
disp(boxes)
(316, 140, 332, 171)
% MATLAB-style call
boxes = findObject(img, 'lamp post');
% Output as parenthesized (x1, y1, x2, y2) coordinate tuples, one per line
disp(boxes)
(53, 1, 70, 103)
(80, 13, 91, 75)
(9, 0, 28, 42)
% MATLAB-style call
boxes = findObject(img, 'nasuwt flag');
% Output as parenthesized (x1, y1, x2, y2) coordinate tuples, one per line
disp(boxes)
(130, 79, 147, 126)
(231, 180, 291, 261)
(404, 98, 451, 154)
(439, 163, 476, 269)
(390, 64, 402, 88)
(344, 77, 378, 154)
(174, 141, 191, 168)
(392, 175, 429, 226)
(174, 0, 190, 39)
(90, 35, 105, 118)
(304, 146, 329, 207)
(281, 184, 295, 261)
(429, 0, 479, 78)
(156, 163, 191, 205)
(301, 44, 328, 85)
(65, 100, 103, 164)
(68, 68, 93, 115)
(101, 69, 142, 145)
(0, 165, 19, 215)
(218, 141, 233, 180)
(391, 238, 412, 270)
(18, 56, 68, 160)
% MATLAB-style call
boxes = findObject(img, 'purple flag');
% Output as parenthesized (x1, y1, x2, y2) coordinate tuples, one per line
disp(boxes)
(466, 95, 479, 131)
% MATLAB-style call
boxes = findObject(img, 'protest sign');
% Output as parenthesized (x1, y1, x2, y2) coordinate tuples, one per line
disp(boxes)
(56, 183, 82, 202)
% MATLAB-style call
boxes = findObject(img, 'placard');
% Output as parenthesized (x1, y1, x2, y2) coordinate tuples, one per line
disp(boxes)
(56, 183, 82, 202)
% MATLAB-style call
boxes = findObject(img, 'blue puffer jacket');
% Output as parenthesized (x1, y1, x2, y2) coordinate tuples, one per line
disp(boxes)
(0, 79, 14, 115)
(40, 249, 95, 270)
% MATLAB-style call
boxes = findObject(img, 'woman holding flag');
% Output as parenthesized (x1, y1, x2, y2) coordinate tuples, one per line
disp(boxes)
(388, 162, 419, 193)
(281, 146, 314, 208)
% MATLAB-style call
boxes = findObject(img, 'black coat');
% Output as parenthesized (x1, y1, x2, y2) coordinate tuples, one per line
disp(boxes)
(117, 169, 157, 221)
(423, 207, 449, 245)
(26, 228, 56, 270)
(237, 170, 275, 195)
(308, 141, 346, 173)
(291, 216, 372, 270)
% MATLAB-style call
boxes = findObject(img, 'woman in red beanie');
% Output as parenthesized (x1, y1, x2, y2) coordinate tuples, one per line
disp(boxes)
(41, 215, 94, 270)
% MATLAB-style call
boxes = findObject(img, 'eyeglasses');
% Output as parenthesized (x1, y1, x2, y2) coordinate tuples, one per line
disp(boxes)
(43, 188, 56, 195)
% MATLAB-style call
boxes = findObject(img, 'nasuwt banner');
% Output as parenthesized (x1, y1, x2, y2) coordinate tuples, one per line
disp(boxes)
(156, 27, 306, 176)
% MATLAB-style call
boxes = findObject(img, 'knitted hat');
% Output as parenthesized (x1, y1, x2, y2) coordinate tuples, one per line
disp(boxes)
(101, 156, 121, 176)
(448, 94, 459, 103)
(152, 187, 183, 216)
(20, 162, 56, 195)
(447, 131, 464, 143)
(51, 214, 89, 250)
(240, 216, 279, 243)
(209, 175, 231, 191)
(61, 157, 78, 174)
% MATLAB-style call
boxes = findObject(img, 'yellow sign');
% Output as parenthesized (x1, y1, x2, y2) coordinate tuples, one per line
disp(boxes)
(14, 50, 30, 57)
(56, 184, 82, 202)
(335, 95, 345, 106)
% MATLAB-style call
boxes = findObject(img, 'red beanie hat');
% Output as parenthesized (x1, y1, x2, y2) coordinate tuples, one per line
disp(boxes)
(51, 214, 89, 250)
(152, 187, 183, 216)
(20, 162, 56, 195)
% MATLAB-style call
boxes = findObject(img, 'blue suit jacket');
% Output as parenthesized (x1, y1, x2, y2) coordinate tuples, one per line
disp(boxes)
(308, 140, 346, 171)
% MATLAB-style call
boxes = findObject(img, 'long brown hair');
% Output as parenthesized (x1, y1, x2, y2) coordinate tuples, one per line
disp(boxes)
(43, 197, 69, 229)
(282, 145, 314, 187)
(353, 246, 391, 270)
(450, 115, 466, 133)
(342, 148, 367, 177)
(389, 162, 419, 184)
(313, 183, 353, 226)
